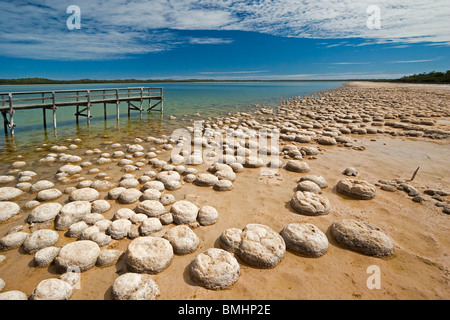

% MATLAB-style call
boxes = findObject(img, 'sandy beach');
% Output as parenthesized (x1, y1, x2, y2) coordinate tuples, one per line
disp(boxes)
(0, 81, 449, 300)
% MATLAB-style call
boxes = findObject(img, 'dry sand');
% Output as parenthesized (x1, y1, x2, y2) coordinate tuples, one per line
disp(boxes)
(0, 81, 449, 300)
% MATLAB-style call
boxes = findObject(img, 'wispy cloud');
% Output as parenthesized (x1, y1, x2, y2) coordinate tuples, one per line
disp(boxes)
(332, 62, 371, 65)
(389, 58, 441, 63)
(188, 38, 234, 45)
(0, 0, 448, 60)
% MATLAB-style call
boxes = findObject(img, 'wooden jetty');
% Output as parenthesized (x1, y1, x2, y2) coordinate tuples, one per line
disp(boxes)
(0, 87, 164, 135)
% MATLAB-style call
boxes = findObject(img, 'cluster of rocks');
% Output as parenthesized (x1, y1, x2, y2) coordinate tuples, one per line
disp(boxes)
(0, 135, 232, 299)
(376, 178, 450, 213)
(1, 82, 449, 299)
(208, 218, 394, 291)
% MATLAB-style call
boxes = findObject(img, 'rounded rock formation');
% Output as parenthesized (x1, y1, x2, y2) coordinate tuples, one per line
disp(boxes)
(55, 201, 91, 231)
(330, 219, 394, 257)
(117, 189, 142, 204)
(28, 202, 62, 223)
(296, 180, 322, 194)
(55, 240, 101, 272)
(0, 187, 23, 201)
(33, 246, 60, 267)
(0, 202, 20, 223)
(30, 278, 73, 300)
(22, 229, 59, 254)
(69, 188, 100, 202)
(126, 237, 173, 274)
(237, 223, 285, 268)
(197, 206, 218, 226)
(280, 223, 328, 257)
(194, 173, 219, 187)
(284, 160, 310, 173)
(0, 232, 29, 251)
(111, 273, 160, 300)
(189, 248, 240, 290)
(299, 174, 328, 188)
(219, 228, 242, 254)
(163, 225, 199, 255)
(290, 191, 330, 216)
(170, 200, 199, 224)
(336, 179, 376, 200)
(139, 218, 163, 236)
(135, 200, 166, 217)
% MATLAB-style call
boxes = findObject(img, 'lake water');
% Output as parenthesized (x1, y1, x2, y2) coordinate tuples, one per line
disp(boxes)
(0, 81, 345, 161)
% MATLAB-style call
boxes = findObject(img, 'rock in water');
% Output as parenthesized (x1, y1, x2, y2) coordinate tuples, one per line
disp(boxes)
(0, 202, 20, 223)
(55, 240, 101, 272)
(290, 191, 330, 216)
(57, 164, 82, 175)
(69, 188, 100, 202)
(237, 224, 285, 268)
(330, 219, 394, 257)
(336, 179, 376, 200)
(280, 223, 328, 257)
(0, 232, 29, 251)
(189, 248, 240, 290)
(30, 180, 54, 193)
(28, 202, 62, 223)
(35, 188, 62, 202)
(112, 273, 160, 300)
(0, 187, 23, 201)
(126, 237, 173, 274)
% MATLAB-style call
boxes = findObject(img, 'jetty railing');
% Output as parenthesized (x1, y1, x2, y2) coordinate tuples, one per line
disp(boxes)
(0, 87, 164, 135)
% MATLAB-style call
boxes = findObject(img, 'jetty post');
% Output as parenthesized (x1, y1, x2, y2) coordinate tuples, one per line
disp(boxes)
(0, 86, 164, 136)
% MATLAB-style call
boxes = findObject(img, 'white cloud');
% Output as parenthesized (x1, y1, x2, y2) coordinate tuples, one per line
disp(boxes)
(0, 0, 448, 60)
(331, 62, 371, 65)
(188, 38, 233, 45)
(389, 58, 441, 63)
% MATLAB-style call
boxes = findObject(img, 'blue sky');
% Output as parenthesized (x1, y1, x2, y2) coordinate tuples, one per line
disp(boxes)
(0, 0, 449, 80)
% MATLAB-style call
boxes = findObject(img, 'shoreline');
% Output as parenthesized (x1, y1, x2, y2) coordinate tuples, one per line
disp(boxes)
(0, 81, 449, 300)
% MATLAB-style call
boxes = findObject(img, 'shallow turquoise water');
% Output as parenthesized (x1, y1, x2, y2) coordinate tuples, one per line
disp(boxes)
(0, 81, 345, 160)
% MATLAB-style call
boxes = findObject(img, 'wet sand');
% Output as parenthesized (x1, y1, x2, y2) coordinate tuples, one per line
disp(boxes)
(0, 81, 449, 300)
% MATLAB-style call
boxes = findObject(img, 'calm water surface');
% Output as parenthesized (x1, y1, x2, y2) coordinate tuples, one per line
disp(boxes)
(0, 81, 345, 162)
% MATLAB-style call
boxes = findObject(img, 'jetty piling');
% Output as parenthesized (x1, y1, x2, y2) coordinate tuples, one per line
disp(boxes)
(0, 87, 164, 135)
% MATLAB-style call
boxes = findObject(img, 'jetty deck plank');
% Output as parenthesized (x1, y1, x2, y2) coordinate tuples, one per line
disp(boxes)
(0, 87, 164, 134)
